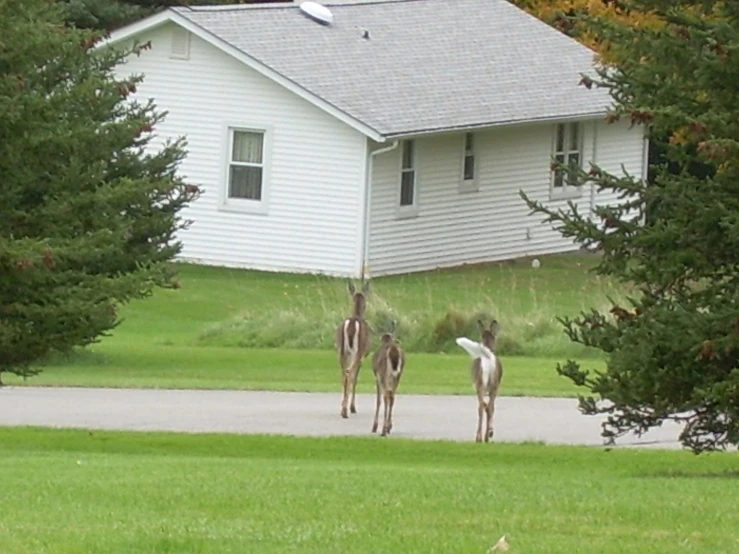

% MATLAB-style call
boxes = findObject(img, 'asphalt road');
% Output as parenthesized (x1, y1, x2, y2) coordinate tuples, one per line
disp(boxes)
(0, 386, 685, 449)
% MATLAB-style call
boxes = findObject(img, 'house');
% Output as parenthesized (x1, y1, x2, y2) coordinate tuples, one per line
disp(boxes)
(103, 0, 647, 278)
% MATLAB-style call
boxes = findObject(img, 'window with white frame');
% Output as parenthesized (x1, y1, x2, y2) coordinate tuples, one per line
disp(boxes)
(400, 139, 416, 208)
(228, 129, 264, 201)
(551, 122, 583, 197)
(461, 132, 478, 191)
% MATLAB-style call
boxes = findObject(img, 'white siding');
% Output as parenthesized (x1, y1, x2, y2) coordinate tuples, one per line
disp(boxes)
(367, 119, 644, 276)
(591, 119, 647, 209)
(118, 24, 367, 277)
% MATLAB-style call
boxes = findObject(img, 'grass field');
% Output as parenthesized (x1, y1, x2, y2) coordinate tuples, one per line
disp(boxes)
(4, 345, 594, 396)
(1, 428, 737, 554)
(4, 254, 620, 395)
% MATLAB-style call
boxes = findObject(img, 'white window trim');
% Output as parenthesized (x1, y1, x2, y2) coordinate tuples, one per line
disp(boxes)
(219, 124, 272, 215)
(550, 122, 584, 201)
(397, 139, 419, 219)
(460, 132, 479, 193)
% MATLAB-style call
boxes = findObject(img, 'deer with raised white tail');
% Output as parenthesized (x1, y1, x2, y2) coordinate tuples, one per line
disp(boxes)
(456, 319, 503, 442)
(335, 281, 371, 419)
(371, 321, 405, 437)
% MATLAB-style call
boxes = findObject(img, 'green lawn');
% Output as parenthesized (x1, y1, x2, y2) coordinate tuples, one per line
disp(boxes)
(3, 343, 593, 396)
(5, 254, 619, 395)
(0, 428, 737, 554)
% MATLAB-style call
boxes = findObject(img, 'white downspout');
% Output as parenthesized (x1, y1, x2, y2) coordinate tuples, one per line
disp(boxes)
(641, 127, 650, 183)
(361, 139, 399, 280)
(589, 119, 599, 218)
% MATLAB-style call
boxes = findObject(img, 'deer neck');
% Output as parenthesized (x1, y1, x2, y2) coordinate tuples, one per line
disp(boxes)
(482, 335, 496, 352)
(352, 296, 366, 319)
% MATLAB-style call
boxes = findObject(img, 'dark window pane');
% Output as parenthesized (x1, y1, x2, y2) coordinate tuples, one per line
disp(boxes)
(570, 123, 579, 151)
(553, 169, 564, 188)
(402, 140, 414, 170)
(567, 153, 580, 187)
(229, 165, 263, 200)
(400, 170, 414, 206)
(232, 131, 263, 164)
(463, 154, 475, 181)
(465, 133, 474, 152)
(556, 124, 565, 152)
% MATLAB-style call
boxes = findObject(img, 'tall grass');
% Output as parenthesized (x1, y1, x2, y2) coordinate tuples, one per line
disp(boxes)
(194, 255, 629, 357)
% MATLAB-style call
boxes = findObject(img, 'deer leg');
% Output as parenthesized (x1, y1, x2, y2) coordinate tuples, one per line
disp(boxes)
(372, 381, 381, 433)
(475, 389, 485, 443)
(386, 390, 395, 435)
(350, 363, 360, 414)
(381, 391, 391, 436)
(485, 393, 496, 442)
(340, 368, 349, 419)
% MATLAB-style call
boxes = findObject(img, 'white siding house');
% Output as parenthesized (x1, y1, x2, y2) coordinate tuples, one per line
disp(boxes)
(104, 0, 647, 278)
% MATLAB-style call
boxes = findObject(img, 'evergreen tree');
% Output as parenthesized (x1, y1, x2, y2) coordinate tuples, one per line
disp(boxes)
(522, 0, 739, 453)
(0, 0, 199, 382)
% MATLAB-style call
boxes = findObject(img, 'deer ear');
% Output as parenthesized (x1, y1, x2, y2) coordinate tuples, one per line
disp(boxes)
(390, 319, 397, 335)
(362, 281, 371, 294)
(348, 281, 356, 295)
(477, 319, 486, 332)
(490, 320, 499, 334)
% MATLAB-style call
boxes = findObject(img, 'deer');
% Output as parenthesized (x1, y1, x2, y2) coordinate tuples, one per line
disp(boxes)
(335, 280, 371, 419)
(455, 319, 504, 443)
(371, 321, 405, 437)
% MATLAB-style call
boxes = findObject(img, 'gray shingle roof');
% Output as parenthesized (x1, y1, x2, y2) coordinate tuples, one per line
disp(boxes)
(172, 0, 612, 138)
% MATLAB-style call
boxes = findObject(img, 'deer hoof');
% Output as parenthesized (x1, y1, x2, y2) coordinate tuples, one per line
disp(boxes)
(340, 408, 348, 419)
(475, 434, 482, 443)
(350, 405, 357, 414)
(371, 423, 378, 433)
(486, 429, 494, 441)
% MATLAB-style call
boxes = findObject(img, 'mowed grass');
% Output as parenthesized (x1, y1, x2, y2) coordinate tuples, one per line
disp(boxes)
(1, 428, 737, 554)
(5, 254, 617, 395)
(4, 344, 592, 396)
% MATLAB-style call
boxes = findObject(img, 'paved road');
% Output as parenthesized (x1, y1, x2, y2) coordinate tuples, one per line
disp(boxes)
(0, 387, 685, 449)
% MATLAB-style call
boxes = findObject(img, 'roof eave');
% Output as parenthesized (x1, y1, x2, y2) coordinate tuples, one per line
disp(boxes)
(379, 111, 611, 140)
(97, 9, 386, 144)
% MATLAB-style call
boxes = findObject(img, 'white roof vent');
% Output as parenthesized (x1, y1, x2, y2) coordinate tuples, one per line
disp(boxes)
(299, 1, 334, 26)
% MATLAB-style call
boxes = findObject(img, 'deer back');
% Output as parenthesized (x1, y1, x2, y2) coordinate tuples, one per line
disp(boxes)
(373, 332, 404, 385)
(472, 319, 503, 391)
(336, 317, 372, 358)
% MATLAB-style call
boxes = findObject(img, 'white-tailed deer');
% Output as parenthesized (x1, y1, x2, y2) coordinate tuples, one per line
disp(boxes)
(335, 281, 371, 418)
(456, 319, 503, 443)
(371, 321, 405, 437)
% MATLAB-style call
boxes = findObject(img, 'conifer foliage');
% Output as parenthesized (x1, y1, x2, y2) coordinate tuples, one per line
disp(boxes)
(0, 0, 199, 382)
(522, 1, 739, 453)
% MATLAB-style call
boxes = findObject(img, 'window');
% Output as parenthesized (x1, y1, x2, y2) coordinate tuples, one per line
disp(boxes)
(400, 139, 416, 208)
(228, 130, 264, 201)
(551, 122, 582, 198)
(461, 132, 479, 192)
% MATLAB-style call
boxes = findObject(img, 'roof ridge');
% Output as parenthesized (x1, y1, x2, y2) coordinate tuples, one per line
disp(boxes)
(175, 0, 426, 12)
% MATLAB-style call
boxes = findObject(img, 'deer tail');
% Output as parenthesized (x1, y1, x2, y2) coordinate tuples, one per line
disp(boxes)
(388, 345, 403, 376)
(455, 337, 493, 360)
(456, 337, 495, 388)
(342, 320, 360, 372)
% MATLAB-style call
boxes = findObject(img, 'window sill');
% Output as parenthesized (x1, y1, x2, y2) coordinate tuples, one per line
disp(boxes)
(549, 187, 583, 202)
(219, 198, 269, 215)
(396, 206, 419, 220)
(459, 179, 480, 194)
